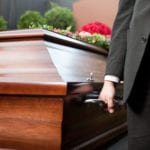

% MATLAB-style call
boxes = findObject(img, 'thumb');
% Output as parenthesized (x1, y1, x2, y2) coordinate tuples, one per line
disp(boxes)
(107, 99, 114, 113)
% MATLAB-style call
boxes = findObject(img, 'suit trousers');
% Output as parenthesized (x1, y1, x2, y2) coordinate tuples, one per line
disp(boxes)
(127, 39, 150, 150)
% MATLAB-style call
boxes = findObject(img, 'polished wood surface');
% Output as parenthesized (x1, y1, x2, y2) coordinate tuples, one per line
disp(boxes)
(0, 29, 126, 150)
(46, 41, 106, 82)
(0, 29, 107, 82)
(0, 82, 66, 95)
(0, 96, 63, 150)
(0, 40, 63, 83)
(0, 29, 67, 149)
(0, 29, 44, 40)
(62, 83, 126, 150)
(0, 29, 108, 55)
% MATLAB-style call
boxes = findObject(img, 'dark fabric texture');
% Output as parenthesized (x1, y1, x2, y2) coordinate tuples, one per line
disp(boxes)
(127, 39, 150, 149)
(105, 0, 150, 149)
(105, 0, 150, 102)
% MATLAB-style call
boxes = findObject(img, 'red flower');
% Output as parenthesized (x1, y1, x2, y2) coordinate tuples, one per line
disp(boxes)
(79, 21, 112, 35)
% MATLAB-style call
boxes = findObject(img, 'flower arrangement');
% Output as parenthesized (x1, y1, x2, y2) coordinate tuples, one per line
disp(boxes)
(77, 31, 110, 50)
(74, 21, 112, 50)
(29, 21, 111, 50)
(79, 21, 112, 35)
(47, 22, 111, 50)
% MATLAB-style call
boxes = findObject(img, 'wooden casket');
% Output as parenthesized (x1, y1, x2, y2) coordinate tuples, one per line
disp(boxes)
(0, 29, 127, 150)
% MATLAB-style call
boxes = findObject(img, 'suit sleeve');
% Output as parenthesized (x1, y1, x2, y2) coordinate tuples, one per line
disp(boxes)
(105, 0, 136, 80)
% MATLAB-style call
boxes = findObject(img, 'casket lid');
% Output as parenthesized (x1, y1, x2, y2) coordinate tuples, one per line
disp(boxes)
(0, 29, 107, 95)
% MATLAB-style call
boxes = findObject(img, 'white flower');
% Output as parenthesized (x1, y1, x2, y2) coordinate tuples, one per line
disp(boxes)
(78, 31, 92, 38)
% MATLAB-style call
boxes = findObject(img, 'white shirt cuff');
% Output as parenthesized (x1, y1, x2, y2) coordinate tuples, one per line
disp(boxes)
(104, 75, 120, 83)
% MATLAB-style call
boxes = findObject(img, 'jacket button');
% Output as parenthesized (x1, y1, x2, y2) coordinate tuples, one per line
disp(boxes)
(141, 36, 147, 43)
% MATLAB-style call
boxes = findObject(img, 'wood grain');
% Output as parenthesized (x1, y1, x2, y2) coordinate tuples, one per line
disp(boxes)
(0, 40, 63, 83)
(0, 96, 64, 150)
(0, 29, 126, 150)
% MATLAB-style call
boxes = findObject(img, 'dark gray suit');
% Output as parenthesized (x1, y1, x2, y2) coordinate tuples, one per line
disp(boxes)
(106, 0, 150, 102)
(105, 0, 150, 149)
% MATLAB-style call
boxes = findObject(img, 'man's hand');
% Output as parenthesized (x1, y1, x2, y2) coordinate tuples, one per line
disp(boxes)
(98, 80, 116, 113)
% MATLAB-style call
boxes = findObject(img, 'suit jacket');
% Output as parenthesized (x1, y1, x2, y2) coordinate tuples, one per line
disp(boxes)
(105, 0, 150, 102)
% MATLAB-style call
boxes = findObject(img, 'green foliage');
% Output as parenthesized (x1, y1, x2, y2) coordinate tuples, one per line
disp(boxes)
(0, 16, 7, 31)
(44, 5, 76, 32)
(17, 10, 45, 29)
(51, 27, 110, 50)
(29, 23, 54, 30)
(78, 33, 109, 50)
